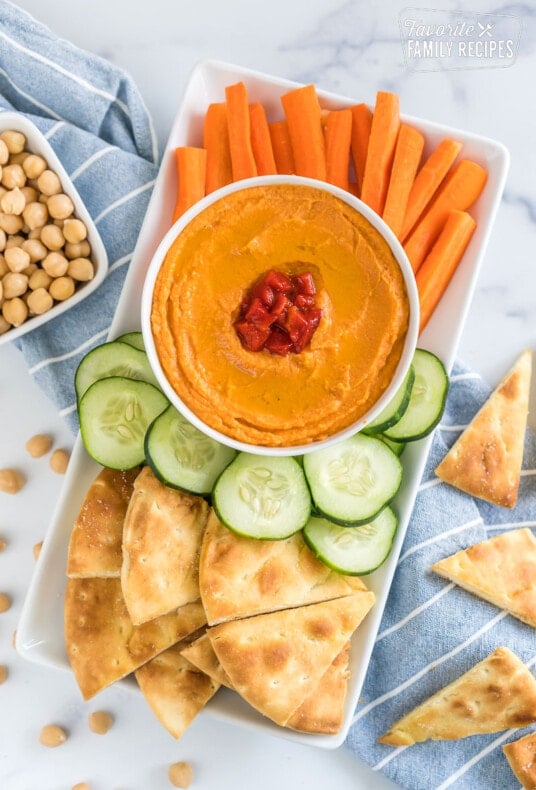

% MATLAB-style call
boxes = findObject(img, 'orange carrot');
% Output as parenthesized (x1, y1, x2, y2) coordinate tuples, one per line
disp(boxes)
(203, 102, 233, 194)
(360, 91, 400, 215)
(382, 124, 425, 239)
(269, 120, 295, 174)
(416, 210, 477, 333)
(249, 102, 277, 176)
(400, 138, 462, 241)
(324, 108, 352, 191)
(172, 146, 207, 223)
(403, 159, 487, 273)
(350, 103, 372, 196)
(225, 81, 257, 181)
(281, 84, 326, 180)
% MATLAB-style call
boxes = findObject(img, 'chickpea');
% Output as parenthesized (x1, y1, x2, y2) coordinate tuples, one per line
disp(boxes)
(0, 593, 11, 613)
(49, 276, 74, 302)
(5, 234, 25, 249)
(48, 193, 74, 220)
(22, 263, 38, 278)
(28, 269, 52, 290)
(37, 169, 61, 196)
(0, 228, 5, 252)
(2, 272, 28, 299)
(0, 315, 10, 335)
(0, 536, 7, 552)
(0, 139, 8, 165)
(68, 258, 94, 282)
(9, 151, 29, 166)
(0, 213, 24, 235)
(49, 447, 70, 473)
(1, 163, 26, 190)
(1, 187, 26, 215)
(63, 218, 87, 244)
(28, 227, 43, 240)
(23, 153, 47, 180)
(0, 130, 26, 154)
(2, 297, 28, 326)
(72, 784, 90, 790)
(65, 240, 91, 259)
(4, 246, 30, 273)
(21, 185, 38, 204)
(22, 238, 47, 262)
(40, 223, 64, 251)
(0, 665, 7, 684)
(33, 541, 43, 560)
(42, 251, 68, 278)
(27, 288, 53, 315)
(39, 724, 67, 748)
(23, 201, 48, 230)
(88, 710, 113, 734)
(0, 468, 24, 493)
(168, 762, 193, 788)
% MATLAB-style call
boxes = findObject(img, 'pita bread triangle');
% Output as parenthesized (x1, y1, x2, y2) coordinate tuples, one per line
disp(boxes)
(502, 730, 536, 789)
(208, 591, 374, 727)
(135, 642, 220, 739)
(435, 350, 532, 508)
(432, 528, 536, 627)
(379, 646, 536, 746)
(199, 509, 368, 625)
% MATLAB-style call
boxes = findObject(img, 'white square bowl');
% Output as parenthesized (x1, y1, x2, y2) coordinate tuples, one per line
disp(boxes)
(16, 60, 509, 749)
(0, 111, 108, 346)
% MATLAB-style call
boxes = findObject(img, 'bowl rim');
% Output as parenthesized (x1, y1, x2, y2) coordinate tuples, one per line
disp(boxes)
(141, 174, 419, 456)
(0, 110, 108, 347)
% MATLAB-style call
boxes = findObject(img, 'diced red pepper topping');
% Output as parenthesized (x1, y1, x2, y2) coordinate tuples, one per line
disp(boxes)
(234, 269, 322, 355)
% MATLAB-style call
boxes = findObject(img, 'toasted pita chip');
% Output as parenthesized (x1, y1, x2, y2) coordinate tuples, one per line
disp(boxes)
(64, 577, 206, 699)
(379, 646, 536, 746)
(432, 528, 536, 627)
(199, 509, 368, 625)
(67, 467, 140, 578)
(435, 350, 532, 508)
(208, 591, 374, 727)
(181, 633, 232, 688)
(121, 466, 209, 625)
(503, 731, 536, 790)
(135, 642, 220, 739)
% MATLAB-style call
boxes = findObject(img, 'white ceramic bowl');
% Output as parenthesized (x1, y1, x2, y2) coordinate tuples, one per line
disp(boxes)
(141, 174, 419, 456)
(0, 112, 108, 347)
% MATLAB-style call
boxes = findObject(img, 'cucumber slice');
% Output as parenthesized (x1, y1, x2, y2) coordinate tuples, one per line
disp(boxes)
(79, 377, 169, 469)
(75, 341, 159, 400)
(303, 508, 398, 575)
(213, 453, 311, 540)
(116, 331, 145, 351)
(303, 434, 402, 525)
(384, 349, 448, 442)
(145, 405, 237, 495)
(363, 365, 415, 434)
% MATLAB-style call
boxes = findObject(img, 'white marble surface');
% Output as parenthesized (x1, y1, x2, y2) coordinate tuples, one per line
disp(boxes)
(1, 1, 535, 788)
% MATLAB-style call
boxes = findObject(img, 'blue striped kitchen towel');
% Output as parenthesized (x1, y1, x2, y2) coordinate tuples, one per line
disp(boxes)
(348, 361, 536, 790)
(0, 0, 158, 431)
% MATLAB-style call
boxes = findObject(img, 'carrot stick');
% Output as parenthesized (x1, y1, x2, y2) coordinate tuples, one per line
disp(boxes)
(403, 159, 487, 273)
(249, 102, 277, 176)
(400, 138, 462, 241)
(172, 146, 207, 223)
(203, 102, 233, 194)
(324, 108, 352, 191)
(281, 84, 326, 180)
(360, 91, 400, 215)
(416, 210, 477, 333)
(225, 81, 257, 181)
(268, 120, 295, 174)
(350, 103, 372, 196)
(382, 124, 425, 239)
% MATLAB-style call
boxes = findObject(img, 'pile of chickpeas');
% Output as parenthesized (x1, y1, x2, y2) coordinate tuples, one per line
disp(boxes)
(0, 128, 96, 335)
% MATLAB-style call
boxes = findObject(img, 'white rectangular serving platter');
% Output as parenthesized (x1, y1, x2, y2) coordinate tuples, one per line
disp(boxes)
(16, 59, 509, 749)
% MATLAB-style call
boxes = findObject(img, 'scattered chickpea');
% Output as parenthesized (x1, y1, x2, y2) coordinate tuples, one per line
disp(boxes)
(72, 784, 90, 790)
(48, 193, 74, 220)
(0, 468, 25, 493)
(33, 541, 43, 560)
(40, 223, 64, 251)
(49, 275, 74, 301)
(0, 130, 26, 155)
(1, 163, 26, 190)
(50, 448, 70, 474)
(0, 139, 9, 165)
(23, 154, 47, 180)
(2, 296, 28, 326)
(0, 536, 7, 552)
(0, 592, 11, 613)
(2, 272, 29, 299)
(26, 433, 53, 458)
(68, 258, 94, 282)
(5, 246, 30, 273)
(168, 762, 193, 788)
(63, 218, 87, 244)
(28, 269, 53, 291)
(64, 240, 91, 260)
(42, 251, 68, 278)
(37, 169, 61, 196)
(1, 188, 26, 216)
(39, 724, 68, 748)
(23, 201, 48, 231)
(0, 664, 7, 684)
(88, 710, 113, 734)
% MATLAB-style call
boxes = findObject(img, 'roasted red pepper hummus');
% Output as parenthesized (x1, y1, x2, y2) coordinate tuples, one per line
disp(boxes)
(151, 182, 410, 447)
